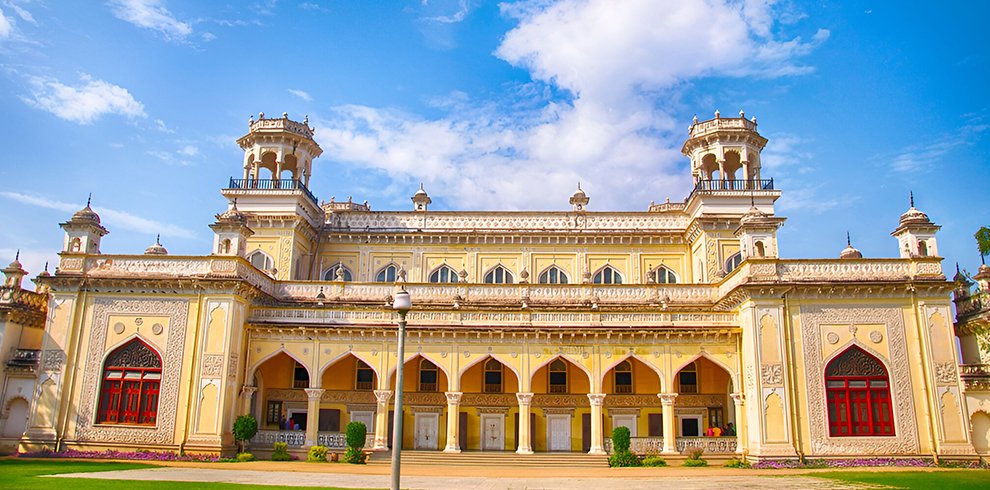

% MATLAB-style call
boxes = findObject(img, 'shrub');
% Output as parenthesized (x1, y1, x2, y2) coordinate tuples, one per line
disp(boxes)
(611, 426, 631, 452)
(232, 415, 258, 454)
(724, 457, 750, 468)
(343, 446, 367, 464)
(271, 442, 292, 461)
(641, 455, 667, 467)
(345, 421, 367, 450)
(608, 449, 641, 468)
(235, 452, 256, 462)
(307, 445, 329, 462)
(684, 445, 704, 460)
(683, 458, 708, 467)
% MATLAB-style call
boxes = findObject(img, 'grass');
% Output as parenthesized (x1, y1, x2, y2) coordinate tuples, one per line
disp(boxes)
(812, 470, 990, 489)
(0, 459, 360, 489)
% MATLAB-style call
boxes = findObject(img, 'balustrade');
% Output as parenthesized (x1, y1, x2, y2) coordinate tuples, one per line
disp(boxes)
(253, 430, 376, 450)
(676, 436, 736, 453)
(604, 436, 664, 454)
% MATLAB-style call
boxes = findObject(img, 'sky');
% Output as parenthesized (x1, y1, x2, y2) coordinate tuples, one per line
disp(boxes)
(0, 0, 988, 287)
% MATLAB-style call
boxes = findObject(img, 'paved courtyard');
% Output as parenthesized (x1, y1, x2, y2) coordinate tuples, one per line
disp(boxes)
(49, 466, 870, 489)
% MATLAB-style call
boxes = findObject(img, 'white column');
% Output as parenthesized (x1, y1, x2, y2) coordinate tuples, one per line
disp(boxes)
(587, 393, 607, 455)
(373, 390, 392, 450)
(659, 393, 678, 455)
(741, 161, 750, 184)
(444, 392, 463, 452)
(304, 388, 324, 447)
(516, 393, 534, 454)
(730, 392, 746, 456)
(239, 386, 257, 416)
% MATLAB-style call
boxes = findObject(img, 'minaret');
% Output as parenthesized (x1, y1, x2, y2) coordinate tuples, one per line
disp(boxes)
(60, 195, 108, 254)
(210, 200, 255, 257)
(3, 251, 26, 289)
(734, 199, 784, 259)
(891, 192, 940, 258)
(569, 183, 589, 212)
(412, 183, 431, 212)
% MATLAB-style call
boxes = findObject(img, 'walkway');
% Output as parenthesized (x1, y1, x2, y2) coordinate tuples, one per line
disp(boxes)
(50, 466, 868, 489)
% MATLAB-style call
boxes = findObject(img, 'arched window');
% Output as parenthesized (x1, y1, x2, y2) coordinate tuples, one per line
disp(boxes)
(220, 239, 231, 254)
(249, 250, 273, 271)
(825, 346, 894, 436)
(538, 265, 568, 284)
(549, 359, 568, 394)
(652, 266, 677, 284)
(323, 263, 353, 281)
(754, 241, 766, 257)
(918, 241, 928, 257)
(484, 358, 503, 393)
(484, 265, 513, 284)
(376, 264, 399, 283)
(355, 360, 374, 391)
(593, 265, 622, 284)
(725, 252, 742, 273)
(97, 339, 162, 425)
(293, 362, 309, 388)
(419, 359, 438, 392)
(429, 265, 459, 283)
(678, 362, 698, 393)
(614, 360, 633, 394)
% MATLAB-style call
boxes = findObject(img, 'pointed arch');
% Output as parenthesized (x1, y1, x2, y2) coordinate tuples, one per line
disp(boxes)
(429, 264, 459, 283)
(483, 264, 514, 284)
(375, 263, 400, 283)
(457, 353, 523, 392)
(322, 263, 353, 281)
(318, 350, 380, 381)
(386, 352, 452, 391)
(592, 265, 622, 284)
(824, 345, 894, 436)
(538, 265, 569, 284)
(724, 252, 742, 274)
(650, 265, 678, 284)
(248, 249, 274, 271)
(247, 347, 313, 384)
(528, 353, 593, 391)
(600, 353, 666, 392)
(671, 352, 739, 391)
(97, 337, 162, 425)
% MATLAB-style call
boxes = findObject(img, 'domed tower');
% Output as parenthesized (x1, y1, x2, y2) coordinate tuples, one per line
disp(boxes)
(682, 110, 768, 188)
(59, 196, 108, 254)
(569, 183, 589, 212)
(412, 183, 431, 212)
(891, 192, 940, 258)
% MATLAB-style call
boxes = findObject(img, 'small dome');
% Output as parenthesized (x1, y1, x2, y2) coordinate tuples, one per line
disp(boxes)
(898, 192, 932, 227)
(839, 245, 863, 259)
(216, 200, 247, 223)
(414, 183, 428, 197)
(740, 204, 769, 225)
(975, 263, 990, 281)
(71, 204, 101, 224)
(571, 185, 587, 199)
(144, 235, 168, 255)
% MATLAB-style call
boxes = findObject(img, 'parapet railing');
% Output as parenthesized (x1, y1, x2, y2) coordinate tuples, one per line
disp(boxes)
(692, 179, 774, 192)
(226, 178, 317, 205)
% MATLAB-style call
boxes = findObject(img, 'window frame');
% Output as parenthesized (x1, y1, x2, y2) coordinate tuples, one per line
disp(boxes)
(293, 362, 309, 389)
(483, 265, 514, 284)
(323, 263, 353, 281)
(825, 347, 895, 437)
(355, 359, 374, 391)
(724, 252, 742, 274)
(483, 358, 503, 393)
(548, 358, 568, 394)
(538, 265, 568, 284)
(429, 264, 459, 283)
(96, 339, 162, 426)
(419, 359, 439, 392)
(249, 250, 274, 271)
(614, 360, 633, 394)
(652, 266, 678, 284)
(593, 265, 622, 284)
(678, 361, 698, 394)
(376, 263, 399, 283)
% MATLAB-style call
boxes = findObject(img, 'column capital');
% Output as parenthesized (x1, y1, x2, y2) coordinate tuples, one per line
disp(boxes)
(587, 393, 606, 406)
(239, 385, 258, 398)
(516, 392, 534, 405)
(730, 392, 745, 405)
(657, 392, 678, 406)
(445, 391, 463, 404)
(304, 388, 325, 400)
(374, 390, 393, 404)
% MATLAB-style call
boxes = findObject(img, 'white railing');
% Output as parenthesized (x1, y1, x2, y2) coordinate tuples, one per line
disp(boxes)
(251, 429, 306, 447)
(316, 432, 346, 448)
(676, 436, 736, 453)
(325, 212, 690, 232)
(605, 436, 664, 454)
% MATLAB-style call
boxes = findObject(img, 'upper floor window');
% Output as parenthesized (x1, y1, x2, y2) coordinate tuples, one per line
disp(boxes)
(484, 265, 513, 284)
(652, 266, 678, 284)
(593, 265, 622, 284)
(376, 264, 399, 283)
(419, 359, 439, 392)
(484, 358, 503, 393)
(725, 252, 742, 274)
(549, 358, 568, 394)
(826, 346, 894, 437)
(355, 360, 374, 391)
(538, 266, 568, 284)
(614, 360, 633, 394)
(97, 339, 162, 425)
(429, 265, 459, 283)
(324, 263, 353, 281)
(293, 362, 309, 389)
(249, 250, 273, 271)
(678, 362, 698, 393)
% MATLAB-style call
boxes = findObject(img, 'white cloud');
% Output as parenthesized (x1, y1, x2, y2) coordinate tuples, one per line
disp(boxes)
(201, 31, 216, 42)
(0, 191, 196, 239)
(888, 113, 988, 173)
(315, 1, 828, 211)
(108, 0, 192, 41)
(422, 0, 469, 23)
(0, 7, 13, 38)
(8, 3, 36, 24)
(23, 74, 146, 124)
(177, 145, 199, 157)
(288, 88, 312, 102)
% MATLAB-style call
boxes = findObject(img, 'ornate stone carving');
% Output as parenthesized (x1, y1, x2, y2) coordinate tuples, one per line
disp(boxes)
(934, 362, 958, 385)
(658, 393, 678, 406)
(151, 323, 164, 335)
(761, 363, 783, 386)
(869, 330, 883, 343)
(374, 390, 393, 404)
(516, 392, 534, 406)
(587, 393, 606, 406)
(75, 298, 189, 445)
(800, 306, 919, 455)
(444, 392, 463, 404)
(228, 354, 239, 380)
(42, 350, 65, 372)
(826, 332, 840, 345)
(201, 354, 224, 378)
(304, 388, 325, 400)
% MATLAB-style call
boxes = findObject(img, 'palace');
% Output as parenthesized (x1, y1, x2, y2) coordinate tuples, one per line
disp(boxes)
(1, 111, 987, 461)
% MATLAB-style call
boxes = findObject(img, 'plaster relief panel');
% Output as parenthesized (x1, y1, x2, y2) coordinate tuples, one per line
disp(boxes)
(204, 304, 228, 354)
(106, 315, 170, 352)
(940, 390, 965, 443)
(820, 323, 889, 362)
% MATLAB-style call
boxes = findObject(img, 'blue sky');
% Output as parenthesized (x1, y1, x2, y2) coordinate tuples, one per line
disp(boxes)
(0, 1, 987, 284)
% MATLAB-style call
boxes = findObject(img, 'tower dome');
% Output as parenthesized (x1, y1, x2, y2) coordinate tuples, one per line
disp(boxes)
(839, 233, 863, 259)
(144, 235, 168, 255)
(569, 183, 590, 211)
(71, 195, 102, 224)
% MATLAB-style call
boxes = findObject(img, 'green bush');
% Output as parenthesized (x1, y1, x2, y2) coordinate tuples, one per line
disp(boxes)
(343, 446, 367, 464)
(232, 415, 258, 454)
(611, 426, 631, 453)
(608, 449, 641, 467)
(345, 421, 367, 450)
(307, 445, 329, 462)
(235, 452, 256, 462)
(641, 455, 667, 467)
(684, 458, 708, 467)
(724, 457, 750, 468)
(684, 445, 704, 460)
(271, 441, 292, 461)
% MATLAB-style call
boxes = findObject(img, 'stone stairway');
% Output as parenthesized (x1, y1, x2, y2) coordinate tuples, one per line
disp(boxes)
(367, 450, 610, 467)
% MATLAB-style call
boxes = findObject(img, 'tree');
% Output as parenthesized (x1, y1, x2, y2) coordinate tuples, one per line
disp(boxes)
(233, 414, 259, 454)
(976, 227, 990, 264)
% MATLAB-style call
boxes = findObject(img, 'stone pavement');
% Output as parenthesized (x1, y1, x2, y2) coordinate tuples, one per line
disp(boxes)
(49, 466, 871, 489)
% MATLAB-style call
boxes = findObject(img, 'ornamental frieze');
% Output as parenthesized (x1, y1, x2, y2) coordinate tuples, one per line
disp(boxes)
(533, 394, 590, 407)
(461, 393, 517, 406)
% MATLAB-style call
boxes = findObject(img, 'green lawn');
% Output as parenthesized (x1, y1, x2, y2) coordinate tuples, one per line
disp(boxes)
(0, 459, 359, 489)
(813, 470, 990, 489)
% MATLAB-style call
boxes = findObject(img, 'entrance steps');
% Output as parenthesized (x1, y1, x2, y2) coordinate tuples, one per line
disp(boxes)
(367, 450, 610, 467)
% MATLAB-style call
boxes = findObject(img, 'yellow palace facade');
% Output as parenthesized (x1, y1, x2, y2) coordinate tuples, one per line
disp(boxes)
(6, 111, 985, 461)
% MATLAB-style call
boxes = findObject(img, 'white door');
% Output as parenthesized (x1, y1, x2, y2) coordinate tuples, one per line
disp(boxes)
(613, 414, 637, 437)
(547, 414, 571, 452)
(414, 413, 439, 449)
(481, 414, 504, 451)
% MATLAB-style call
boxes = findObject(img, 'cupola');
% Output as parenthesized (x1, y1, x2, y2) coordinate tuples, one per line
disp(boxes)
(144, 235, 168, 255)
(569, 183, 589, 212)
(839, 233, 863, 259)
(891, 192, 940, 258)
(3, 251, 26, 289)
(210, 199, 255, 257)
(412, 183, 431, 212)
(60, 195, 109, 254)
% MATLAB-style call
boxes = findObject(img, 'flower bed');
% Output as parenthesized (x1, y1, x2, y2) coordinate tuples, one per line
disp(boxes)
(19, 448, 224, 462)
(751, 457, 985, 469)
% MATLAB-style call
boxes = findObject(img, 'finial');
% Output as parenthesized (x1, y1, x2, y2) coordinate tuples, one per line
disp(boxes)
(909, 190, 915, 208)
(956, 262, 961, 274)
(420, 182, 425, 191)
(156, 234, 161, 245)
(714, 109, 720, 118)
(43, 261, 49, 273)
(739, 109, 745, 118)
(86, 193, 92, 207)
(304, 114, 309, 125)
(751, 116, 757, 123)
(249, 115, 254, 124)
(259, 111, 265, 119)
(577, 182, 582, 190)
(750, 193, 755, 207)
(15, 249, 19, 261)
(282, 112, 288, 119)
(692, 114, 698, 124)
(846, 231, 851, 247)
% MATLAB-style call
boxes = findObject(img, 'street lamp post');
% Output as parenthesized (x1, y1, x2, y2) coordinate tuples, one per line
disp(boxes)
(390, 289, 411, 490)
